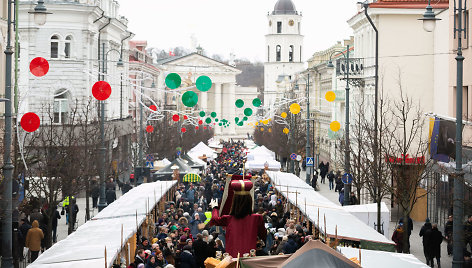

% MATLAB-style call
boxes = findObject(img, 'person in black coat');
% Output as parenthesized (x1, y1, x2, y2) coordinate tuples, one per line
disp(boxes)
(419, 219, 432, 265)
(91, 181, 100, 208)
(192, 234, 209, 268)
(180, 245, 197, 268)
(282, 235, 298, 254)
(312, 169, 318, 191)
(106, 188, 116, 204)
(424, 224, 443, 268)
(52, 206, 61, 243)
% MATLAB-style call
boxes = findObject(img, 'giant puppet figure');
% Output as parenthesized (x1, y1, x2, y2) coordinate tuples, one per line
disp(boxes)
(209, 176, 266, 257)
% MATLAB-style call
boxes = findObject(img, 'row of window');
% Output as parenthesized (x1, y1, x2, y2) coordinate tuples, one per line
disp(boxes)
(51, 35, 72, 59)
(269, 45, 295, 62)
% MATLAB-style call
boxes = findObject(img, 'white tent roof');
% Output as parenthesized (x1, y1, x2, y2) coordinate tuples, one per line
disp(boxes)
(28, 181, 176, 268)
(188, 142, 217, 160)
(247, 145, 276, 161)
(245, 159, 281, 171)
(266, 171, 393, 245)
(338, 247, 428, 268)
(207, 138, 223, 149)
(343, 202, 391, 238)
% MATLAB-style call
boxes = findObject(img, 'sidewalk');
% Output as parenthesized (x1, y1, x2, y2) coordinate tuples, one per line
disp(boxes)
(297, 170, 452, 268)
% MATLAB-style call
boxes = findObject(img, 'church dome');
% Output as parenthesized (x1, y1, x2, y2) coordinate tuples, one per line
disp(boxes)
(272, 0, 298, 15)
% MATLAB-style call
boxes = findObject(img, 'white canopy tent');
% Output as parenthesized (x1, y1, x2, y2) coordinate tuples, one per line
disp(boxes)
(28, 181, 176, 268)
(339, 247, 428, 268)
(247, 145, 276, 161)
(266, 171, 394, 246)
(245, 159, 281, 171)
(188, 141, 217, 160)
(343, 202, 391, 238)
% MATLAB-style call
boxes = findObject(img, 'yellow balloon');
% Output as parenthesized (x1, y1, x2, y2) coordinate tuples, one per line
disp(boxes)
(281, 112, 287, 118)
(290, 103, 301, 114)
(283, 128, 290, 134)
(268, 128, 272, 133)
(330, 121, 341, 132)
(255, 122, 259, 126)
(263, 120, 269, 125)
(325, 91, 336, 102)
(269, 118, 272, 122)
(260, 128, 264, 132)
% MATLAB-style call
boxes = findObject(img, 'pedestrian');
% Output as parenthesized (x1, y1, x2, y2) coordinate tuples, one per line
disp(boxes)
(338, 189, 344, 206)
(192, 234, 209, 268)
(327, 170, 335, 190)
(319, 162, 326, 184)
(424, 223, 443, 267)
(179, 245, 197, 268)
(18, 218, 31, 261)
(91, 180, 100, 208)
(134, 249, 146, 265)
(419, 218, 432, 265)
(52, 206, 61, 243)
(349, 192, 358, 205)
(444, 215, 453, 256)
(25, 220, 44, 262)
(106, 187, 117, 205)
(312, 169, 319, 190)
(189, 213, 203, 239)
(399, 216, 413, 253)
(391, 223, 404, 253)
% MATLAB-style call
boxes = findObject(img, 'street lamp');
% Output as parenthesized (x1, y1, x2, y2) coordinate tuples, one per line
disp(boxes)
(327, 45, 351, 206)
(295, 74, 312, 185)
(3, 3, 50, 267)
(28, 0, 52, 26)
(418, 0, 441, 32)
(421, 1, 465, 266)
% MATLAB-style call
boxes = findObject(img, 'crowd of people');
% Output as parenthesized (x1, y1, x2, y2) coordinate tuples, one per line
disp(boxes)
(127, 141, 319, 268)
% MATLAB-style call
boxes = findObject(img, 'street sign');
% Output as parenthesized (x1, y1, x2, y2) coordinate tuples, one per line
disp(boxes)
(296, 155, 302, 161)
(290, 153, 297, 160)
(306, 157, 314, 167)
(146, 161, 154, 169)
(342, 173, 353, 184)
(146, 154, 154, 162)
(176, 151, 181, 157)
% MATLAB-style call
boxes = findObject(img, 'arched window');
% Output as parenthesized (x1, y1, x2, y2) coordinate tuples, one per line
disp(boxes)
(276, 45, 281, 62)
(64, 36, 72, 59)
(267, 46, 270, 61)
(53, 91, 69, 124)
(50, 35, 59, 59)
(289, 45, 294, 62)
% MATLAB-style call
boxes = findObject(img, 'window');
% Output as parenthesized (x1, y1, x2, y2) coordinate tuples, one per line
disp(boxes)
(277, 21, 282, 33)
(53, 91, 69, 124)
(51, 35, 59, 59)
(276, 45, 281, 62)
(289, 45, 294, 62)
(64, 36, 72, 58)
(267, 46, 270, 61)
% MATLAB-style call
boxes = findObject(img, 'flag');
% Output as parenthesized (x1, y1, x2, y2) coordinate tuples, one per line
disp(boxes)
(429, 117, 450, 162)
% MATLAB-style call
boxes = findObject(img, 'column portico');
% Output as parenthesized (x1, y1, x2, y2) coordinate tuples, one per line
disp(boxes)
(214, 83, 222, 134)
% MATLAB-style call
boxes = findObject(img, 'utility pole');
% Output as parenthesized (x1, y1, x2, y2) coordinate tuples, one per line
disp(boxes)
(343, 45, 351, 206)
(305, 73, 311, 185)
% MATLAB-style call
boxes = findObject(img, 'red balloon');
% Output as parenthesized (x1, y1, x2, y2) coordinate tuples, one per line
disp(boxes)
(21, 112, 40, 132)
(150, 105, 157, 111)
(172, 114, 180, 122)
(30, 57, 49, 77)
(204, 126, 207, 130)
(198, 120, 203, 125)
(146, 125, 154, 133)
(195, 126, 199, 130)
(181, 127, 187, 133)
(184, 115, 188, 120)
(92, 81, 112, 101)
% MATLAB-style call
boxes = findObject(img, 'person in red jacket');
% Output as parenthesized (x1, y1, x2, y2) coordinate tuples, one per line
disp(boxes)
(209, 179, 267, 257)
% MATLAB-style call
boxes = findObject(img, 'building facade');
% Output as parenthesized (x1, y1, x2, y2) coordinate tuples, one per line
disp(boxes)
(264, 0, 305, 117)
(18, 0, 134, 180)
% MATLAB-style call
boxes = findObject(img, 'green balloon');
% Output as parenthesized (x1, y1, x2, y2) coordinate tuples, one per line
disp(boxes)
(252, 98, 262, 107)
(165, 73, 181, 89)
(182, 91, 198, 107)
(219, 123, 222, 126)
(205, 117, 212, 124)
(235, 99, 244, 108)
(244, 108, 253, 116)
(243, 116, 248, 121)
(211, 112, 217, 118)
(196, 76, 212, 92)
(235, 117, 239, 123)
(238, 121, 244, 126)
(215, 118, 219, 122)
(199, 111, 206, 117)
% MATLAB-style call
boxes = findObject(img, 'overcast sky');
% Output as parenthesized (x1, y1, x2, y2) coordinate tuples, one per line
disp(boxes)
(118, 0, 358, 62)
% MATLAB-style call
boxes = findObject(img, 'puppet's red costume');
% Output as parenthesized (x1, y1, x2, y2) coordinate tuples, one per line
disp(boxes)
(210, 179, 266, 257)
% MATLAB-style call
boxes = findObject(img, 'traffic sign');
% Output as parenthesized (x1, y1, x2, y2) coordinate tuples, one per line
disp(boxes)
(146, 154, 154, 162)
(306, 157, 314, 167)
(146, 161, 154, 169)
(296, 155, 302, 161)
(342, 173, 353, 184)
(290, 153, 297, 161)
(176, 151, 181, 156)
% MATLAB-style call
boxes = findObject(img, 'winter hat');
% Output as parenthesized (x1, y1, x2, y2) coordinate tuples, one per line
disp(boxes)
(151, 238, 158, 244)
(152, 243, 159, 250)
(144, 249, 151, 255)
(202, 230, 209, 237)
(184, 227, 190, 232)
(137, 264, 145, 268)
(282, 236, 288, 241)
(170, 225, 178, 232)
(183, 212, 190, 217)
(180, 235, 187, 242)
(425, 218, 430, 223)
(271, 212, 278, 217)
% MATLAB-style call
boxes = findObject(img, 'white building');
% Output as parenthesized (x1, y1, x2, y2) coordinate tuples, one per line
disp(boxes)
(264, 0, 305, 116)
(18, 0, 134, 180)
(156, 52, 242, 139)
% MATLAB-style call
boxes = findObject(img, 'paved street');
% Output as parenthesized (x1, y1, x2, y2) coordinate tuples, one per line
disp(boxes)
(298, 170, 453, 268)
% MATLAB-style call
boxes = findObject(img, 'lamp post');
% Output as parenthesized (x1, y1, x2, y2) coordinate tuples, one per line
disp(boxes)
(327, 45, 351, 206)
(97, 48, 123, 212)
(2, 2, 49, 267)
(421, 1, 465, 266)
(359, 1, 381, 232)
(295, 74, 312, 184)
